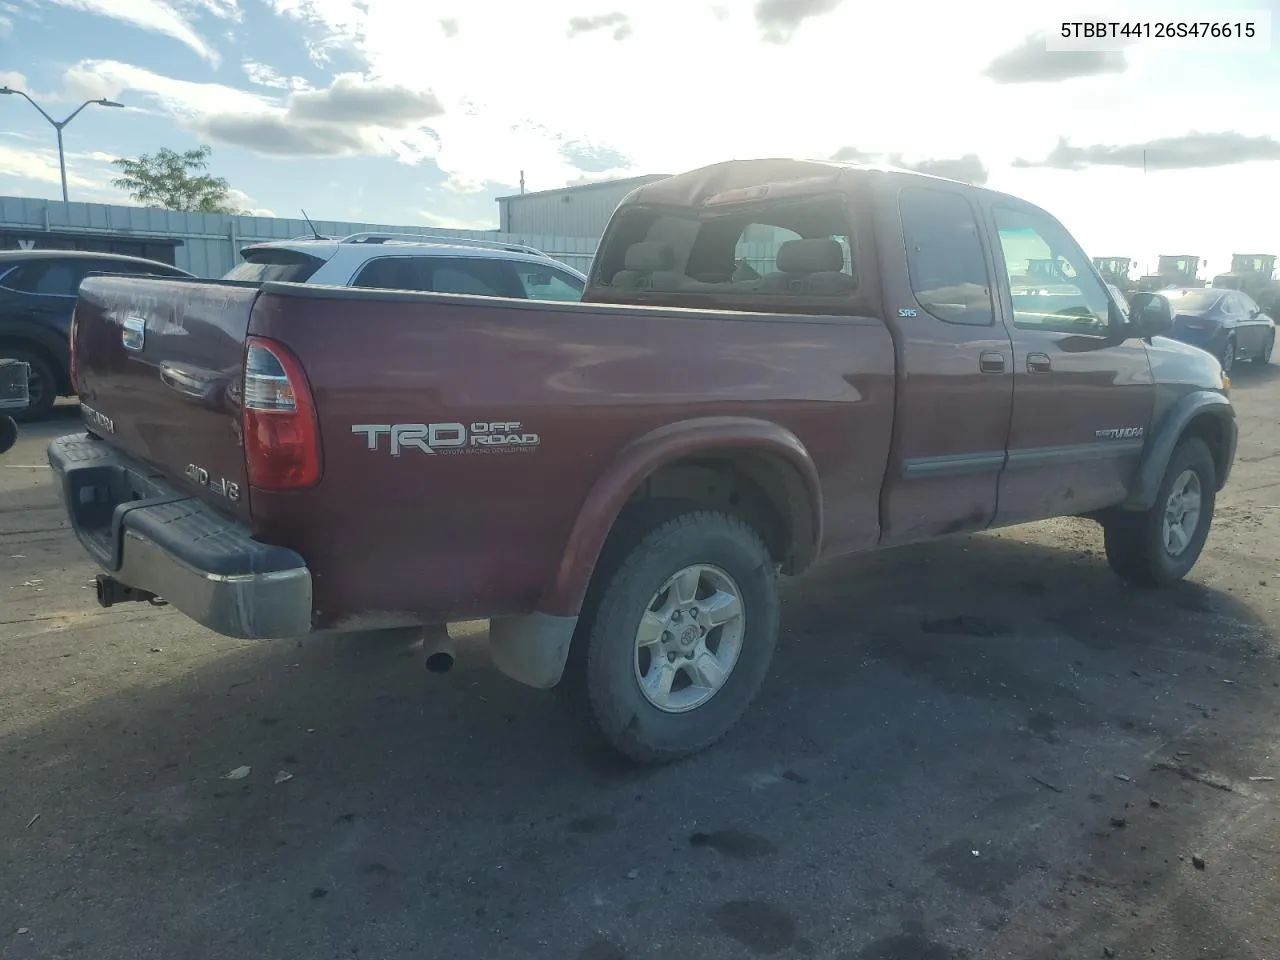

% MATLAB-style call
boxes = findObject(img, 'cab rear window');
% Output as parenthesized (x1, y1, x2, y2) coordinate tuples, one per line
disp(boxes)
(592, 196, 858, 302)
(223, 249, 326, 284)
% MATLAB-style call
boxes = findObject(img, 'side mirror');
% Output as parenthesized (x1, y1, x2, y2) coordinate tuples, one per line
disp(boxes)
(1250, 307, 1262, 318)
(1127, 292, 1174, 338)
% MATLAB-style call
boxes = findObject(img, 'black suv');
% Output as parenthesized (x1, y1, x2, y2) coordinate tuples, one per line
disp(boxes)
(0, 250, 193, 420)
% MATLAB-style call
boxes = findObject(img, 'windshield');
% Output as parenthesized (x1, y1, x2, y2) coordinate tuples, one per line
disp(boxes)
(222, 248, 326, 283)
(1169, 289, 1222, 312)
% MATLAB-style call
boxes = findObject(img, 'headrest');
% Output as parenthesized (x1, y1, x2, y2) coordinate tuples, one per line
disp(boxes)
(624, 241, 676, 272)
(776, 238, 845, 274)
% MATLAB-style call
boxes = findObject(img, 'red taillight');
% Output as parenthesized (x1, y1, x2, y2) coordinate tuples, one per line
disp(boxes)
(242, 336, 322, 490)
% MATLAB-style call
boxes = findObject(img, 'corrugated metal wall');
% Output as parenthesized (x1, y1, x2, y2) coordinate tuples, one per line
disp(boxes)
(498, 176, 670, 238)
(0, 195, 600, 278)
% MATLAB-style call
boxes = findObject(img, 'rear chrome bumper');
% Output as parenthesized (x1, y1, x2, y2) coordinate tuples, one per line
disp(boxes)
(47, 432, 313, 639)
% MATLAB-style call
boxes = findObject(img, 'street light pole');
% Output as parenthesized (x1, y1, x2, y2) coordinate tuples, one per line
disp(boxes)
(0, 87, 125, 202)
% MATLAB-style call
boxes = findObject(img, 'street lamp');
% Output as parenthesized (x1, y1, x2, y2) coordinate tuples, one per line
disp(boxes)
(0, 87, 124, 203)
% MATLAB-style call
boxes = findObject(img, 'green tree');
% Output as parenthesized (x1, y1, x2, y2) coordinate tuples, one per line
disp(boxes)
(111, 145, 241, 214)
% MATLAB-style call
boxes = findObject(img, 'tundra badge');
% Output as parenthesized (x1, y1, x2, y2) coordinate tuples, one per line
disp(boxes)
(1095, 426, 1144, 440)
(81, 403, 115, 435)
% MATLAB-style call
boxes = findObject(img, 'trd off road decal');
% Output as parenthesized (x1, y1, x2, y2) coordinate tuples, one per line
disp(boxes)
(351, 421, 541, 457)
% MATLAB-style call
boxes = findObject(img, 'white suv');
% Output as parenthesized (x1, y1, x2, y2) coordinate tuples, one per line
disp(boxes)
(221, 232, 588, 302)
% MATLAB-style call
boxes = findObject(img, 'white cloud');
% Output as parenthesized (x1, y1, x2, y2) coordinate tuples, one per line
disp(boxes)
(242, 59, 309, 91)
(0, 14, 12, 35)
(418, 209, 493, 230)
(180, 0, 239, 19)
(255, 0, 1039, 193)
(45, 0, 221, 65)
(225, 187, 275, 217)
(62, 59, 449, 162)
(63, 59, 270, 116)
(0, 69, 27, 90)
(0, 142, 117, 191)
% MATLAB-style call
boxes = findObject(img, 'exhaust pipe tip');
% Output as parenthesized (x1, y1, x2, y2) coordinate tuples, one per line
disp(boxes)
(425, 649, 456, 674)
(94, 574, 114, 608)
(422, 625, 456, 673)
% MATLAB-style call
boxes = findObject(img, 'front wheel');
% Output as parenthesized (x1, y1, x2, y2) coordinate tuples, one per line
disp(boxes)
(573, 510, 780, 764)
(1103, 437, 1216, 587)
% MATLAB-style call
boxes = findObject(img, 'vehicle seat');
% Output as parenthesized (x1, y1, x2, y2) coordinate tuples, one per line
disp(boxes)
(610, 241, 684, 291)
(759, 239, 855, 295)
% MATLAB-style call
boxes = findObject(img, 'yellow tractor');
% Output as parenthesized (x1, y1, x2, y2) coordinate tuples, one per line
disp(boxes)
(1211, 254, 1280, 314)
(1092, 256, 1134, 294)
(1137, 255, 1204, 292)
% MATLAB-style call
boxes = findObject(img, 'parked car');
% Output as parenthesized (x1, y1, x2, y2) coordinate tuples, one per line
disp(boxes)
(51, 158, 1236, 764)
(0, 250, 193, 420)
(223, 232, 588, 301)
(1164, 286, 1276, 373)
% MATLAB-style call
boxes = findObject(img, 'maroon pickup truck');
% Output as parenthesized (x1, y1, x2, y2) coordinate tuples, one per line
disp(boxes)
(50, 158, 1236, 763)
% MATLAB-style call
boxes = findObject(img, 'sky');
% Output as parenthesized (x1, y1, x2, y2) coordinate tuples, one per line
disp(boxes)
(0, 0, 1278, 276)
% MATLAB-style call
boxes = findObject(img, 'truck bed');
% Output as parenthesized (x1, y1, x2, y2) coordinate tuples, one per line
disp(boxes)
(68, 277, 896, 629)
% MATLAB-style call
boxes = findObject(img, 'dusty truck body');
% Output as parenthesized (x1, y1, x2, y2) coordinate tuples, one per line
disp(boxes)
(50, 158, 1237, 763)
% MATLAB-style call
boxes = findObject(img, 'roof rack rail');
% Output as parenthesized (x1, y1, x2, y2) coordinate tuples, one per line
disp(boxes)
(337, 231, 549, 257)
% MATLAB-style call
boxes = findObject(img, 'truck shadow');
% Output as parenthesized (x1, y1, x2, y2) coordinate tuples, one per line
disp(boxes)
(0, 524, 1274, 960)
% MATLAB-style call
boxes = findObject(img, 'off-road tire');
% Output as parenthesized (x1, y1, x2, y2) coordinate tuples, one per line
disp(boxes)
(569, 510, 780, 765)
(5, 347, 57, 422)
(1103, 437, 1216, 587)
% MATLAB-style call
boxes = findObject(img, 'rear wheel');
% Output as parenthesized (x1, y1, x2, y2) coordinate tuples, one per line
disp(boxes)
(4, 347, 57, 422)
(570, 510, 780, 764)
(1103, 437, 1216, 587)
(1257, 329, 1275, 364)
(1220, 335, 1237, 375)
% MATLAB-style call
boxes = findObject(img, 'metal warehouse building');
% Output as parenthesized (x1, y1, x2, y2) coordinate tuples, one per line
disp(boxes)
(0, 195, 600, 278)
(496, 174, 671, 238)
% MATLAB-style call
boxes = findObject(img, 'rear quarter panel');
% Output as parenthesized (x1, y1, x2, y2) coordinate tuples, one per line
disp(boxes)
(246, 286, 896, 628)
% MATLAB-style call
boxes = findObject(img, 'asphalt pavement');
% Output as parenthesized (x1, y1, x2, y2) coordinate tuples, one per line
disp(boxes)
(3, 361, 1280, 960)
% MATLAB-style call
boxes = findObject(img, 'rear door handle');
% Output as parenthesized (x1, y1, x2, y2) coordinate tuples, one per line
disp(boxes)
(1027, 352, 1052, 373)
(979, 352, 1005, 373)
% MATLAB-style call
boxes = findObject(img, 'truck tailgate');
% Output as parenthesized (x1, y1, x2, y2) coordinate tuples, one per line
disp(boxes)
(72, 276, 256, 520)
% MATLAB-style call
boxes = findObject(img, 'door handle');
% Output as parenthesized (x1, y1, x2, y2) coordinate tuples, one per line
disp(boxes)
(979, 352, 1005, 373)
(1027, 352, 1052, 373)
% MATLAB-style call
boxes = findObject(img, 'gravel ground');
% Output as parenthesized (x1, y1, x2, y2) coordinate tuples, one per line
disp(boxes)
(2, 360, 1279, 960)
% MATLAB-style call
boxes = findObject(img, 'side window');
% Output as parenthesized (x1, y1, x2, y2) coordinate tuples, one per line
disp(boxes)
(514, 263, 584, 301)
(428, 258, 522, 298)
(4, 260, 83, 296)
(898, 186, 993, 326)
(352, 257, 433, 292)
(994, 206, 1113, 335)
(0, 264, 33, 291)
